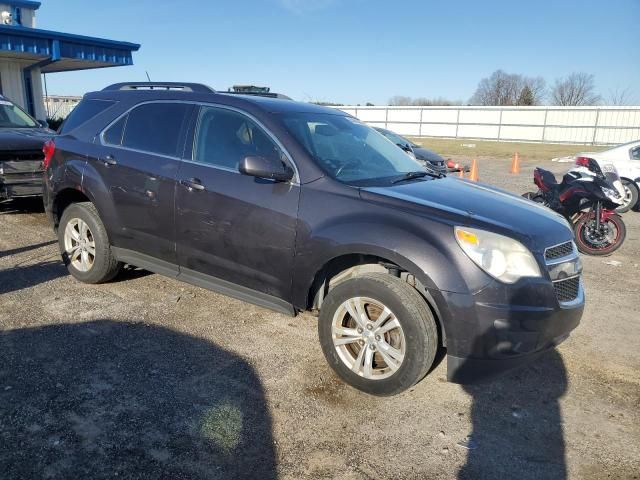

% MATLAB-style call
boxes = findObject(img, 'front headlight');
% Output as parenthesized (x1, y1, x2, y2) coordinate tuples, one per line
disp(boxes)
(601, 186, 621, 201)
(454, 227, 542, 283)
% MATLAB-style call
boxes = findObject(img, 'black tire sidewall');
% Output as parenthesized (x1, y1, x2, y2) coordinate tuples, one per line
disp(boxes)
(58, 203, 119, 283)
(318, 274, 437, 396)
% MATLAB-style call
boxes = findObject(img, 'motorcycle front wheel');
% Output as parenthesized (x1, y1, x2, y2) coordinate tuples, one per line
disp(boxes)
(574, 213, 626, 256)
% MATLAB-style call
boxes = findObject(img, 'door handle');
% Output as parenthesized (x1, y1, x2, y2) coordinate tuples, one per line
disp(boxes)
(103, 155, 117, 167)
(180, 178, 205, 192)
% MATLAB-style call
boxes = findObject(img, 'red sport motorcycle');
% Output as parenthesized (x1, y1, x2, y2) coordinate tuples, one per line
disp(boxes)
(523, 157, 627, 256)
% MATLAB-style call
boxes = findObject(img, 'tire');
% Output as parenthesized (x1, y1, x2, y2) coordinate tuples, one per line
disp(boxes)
(318, 273, 438, 396)
(574, 213, 627, 256)
(58, 202, 122, 283)
(616, 179, 639, 214)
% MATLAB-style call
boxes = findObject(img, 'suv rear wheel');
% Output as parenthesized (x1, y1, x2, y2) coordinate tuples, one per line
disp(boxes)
(58, 202, 122, 283)
(318, 273, 438, 396)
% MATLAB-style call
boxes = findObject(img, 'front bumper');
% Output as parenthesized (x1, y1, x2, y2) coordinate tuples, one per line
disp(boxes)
(433, 275, 584, 384)
(0, 179, 43, 199)
(0, 158, 44, 199)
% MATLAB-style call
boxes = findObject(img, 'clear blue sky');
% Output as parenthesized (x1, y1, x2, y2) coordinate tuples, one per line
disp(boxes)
(39, 0, 640, 105)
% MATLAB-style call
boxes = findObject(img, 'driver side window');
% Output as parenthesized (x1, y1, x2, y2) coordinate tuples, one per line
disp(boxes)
(193, 106, 283, 170)
(631, 146, 640, 160)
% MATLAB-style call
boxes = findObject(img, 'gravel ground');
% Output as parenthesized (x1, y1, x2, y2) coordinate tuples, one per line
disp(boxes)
(0, 156, 639, 479)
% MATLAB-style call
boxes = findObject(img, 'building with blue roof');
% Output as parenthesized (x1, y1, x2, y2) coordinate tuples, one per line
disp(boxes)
(0, 1, 139, 120)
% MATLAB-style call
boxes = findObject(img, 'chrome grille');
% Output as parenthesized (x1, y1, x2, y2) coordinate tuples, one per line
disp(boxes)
(545, 241, 574, 261)
(544, 240, 582, 304)
(553, 276, 580, 303)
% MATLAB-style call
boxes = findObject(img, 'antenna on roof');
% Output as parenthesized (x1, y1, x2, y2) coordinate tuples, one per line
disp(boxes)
(145, 71, 151, 82)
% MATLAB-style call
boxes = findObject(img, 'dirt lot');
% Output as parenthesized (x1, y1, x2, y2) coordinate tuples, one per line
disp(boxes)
(1, 151, 639, 479)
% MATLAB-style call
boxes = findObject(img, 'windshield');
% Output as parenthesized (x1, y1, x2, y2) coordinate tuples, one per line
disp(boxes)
(281, 113, 427, 185)
(0, 100, 38, 128)
(599, 161, 621, 185)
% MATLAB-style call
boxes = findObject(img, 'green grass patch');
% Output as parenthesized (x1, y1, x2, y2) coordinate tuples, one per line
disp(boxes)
(200, 403, 243, 453)
(407, 137, 608, 161)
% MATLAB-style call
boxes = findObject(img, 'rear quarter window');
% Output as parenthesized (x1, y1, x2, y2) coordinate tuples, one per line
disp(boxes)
(631, 146, 640, 160)
(103, 115, 127, 145)
(59, 99, 117, 134)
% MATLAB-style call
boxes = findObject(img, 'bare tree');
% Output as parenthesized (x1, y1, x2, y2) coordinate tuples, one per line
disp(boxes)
(551, 73, 601, 106)
(388, 96, 413, 106)
(607, 86, 636, 106)
(411, 97, 463, 106)
(389, 96, 462, 106)
(470, 70, 546, 106)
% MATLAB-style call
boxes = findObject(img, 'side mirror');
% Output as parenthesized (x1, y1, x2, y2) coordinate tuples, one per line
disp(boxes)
(37, 120, 49, 128)
(397, 143, 412, 152)
(239, 156, 294, 182)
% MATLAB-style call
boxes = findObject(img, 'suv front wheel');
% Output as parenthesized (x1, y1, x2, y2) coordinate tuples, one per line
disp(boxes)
(58, 202, 122, 283)
(318, 273, 438, 396)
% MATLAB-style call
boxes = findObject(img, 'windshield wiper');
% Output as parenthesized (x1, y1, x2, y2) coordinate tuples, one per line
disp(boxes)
(391, 170, 443, 184)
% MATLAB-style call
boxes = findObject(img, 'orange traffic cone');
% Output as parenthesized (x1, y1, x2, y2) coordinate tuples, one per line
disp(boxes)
(458, 168, 464, 178)
(510, 152, 520, 174)
(469, 159, 479, 181)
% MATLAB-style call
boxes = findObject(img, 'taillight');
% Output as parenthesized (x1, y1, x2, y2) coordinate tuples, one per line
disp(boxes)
(575, 156, 590, 167)
(42, 139, 55, 169)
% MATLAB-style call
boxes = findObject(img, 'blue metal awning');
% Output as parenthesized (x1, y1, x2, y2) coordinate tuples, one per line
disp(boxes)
(0, 24, 140, 72)
(7, 1, 41, 9)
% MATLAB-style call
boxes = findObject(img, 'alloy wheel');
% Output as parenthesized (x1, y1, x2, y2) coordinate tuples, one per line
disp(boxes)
(583, 220, 619, 248)
(621, 184, 633, 209)
(63, 218, 96, 272)
(331, 296, 406, 380)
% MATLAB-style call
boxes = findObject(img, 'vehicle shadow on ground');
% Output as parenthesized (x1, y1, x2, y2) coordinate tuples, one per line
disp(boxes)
(0, 320, 276, 480)
(116, 265, 154, 282)
(457, 347, 567, 480)
(0, 197, 45, 214)
(0, 239, 57, 259)
(0, 259, 66, 294)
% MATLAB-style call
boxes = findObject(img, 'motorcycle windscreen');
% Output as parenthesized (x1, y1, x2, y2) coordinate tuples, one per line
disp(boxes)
(599, 162, 626, 202)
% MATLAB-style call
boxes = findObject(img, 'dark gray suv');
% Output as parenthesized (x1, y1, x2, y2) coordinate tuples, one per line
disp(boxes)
(43, 82, 584, 396)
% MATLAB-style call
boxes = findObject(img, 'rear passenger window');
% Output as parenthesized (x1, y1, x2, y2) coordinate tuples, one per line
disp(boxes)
(631, 146, 640, 160)
(59, 99, 116, 134)
(121, 103, 191, 157)
(103, 115, 127, 145)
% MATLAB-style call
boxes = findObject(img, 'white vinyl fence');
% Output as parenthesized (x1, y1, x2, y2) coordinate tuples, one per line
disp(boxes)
(44, 95, 82, 120)
(336, 105, 640, 145)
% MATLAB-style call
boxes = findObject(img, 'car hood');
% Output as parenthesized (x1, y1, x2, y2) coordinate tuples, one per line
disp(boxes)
(412, 146, 445, 163)
(0, 128, 52, 151)
(361, 177, 573, 254)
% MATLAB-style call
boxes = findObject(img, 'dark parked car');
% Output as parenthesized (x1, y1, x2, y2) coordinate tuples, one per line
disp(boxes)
(43, 82, 584, 396)
(374, 127, 447, 173)
(0, 94, 53, 200)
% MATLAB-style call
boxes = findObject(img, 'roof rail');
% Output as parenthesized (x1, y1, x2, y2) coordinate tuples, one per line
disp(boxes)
(102, 82, 216, 93)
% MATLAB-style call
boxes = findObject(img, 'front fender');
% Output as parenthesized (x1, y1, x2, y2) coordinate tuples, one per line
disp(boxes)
(292, 183, 492, 309)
